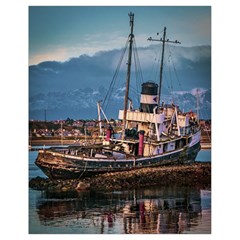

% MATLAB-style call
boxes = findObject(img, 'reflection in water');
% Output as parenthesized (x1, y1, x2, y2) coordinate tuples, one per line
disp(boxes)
(33, 186, 211, 234)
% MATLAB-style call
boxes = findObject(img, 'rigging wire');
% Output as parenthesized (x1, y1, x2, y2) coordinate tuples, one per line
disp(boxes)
(153, 48, 161, 83)
(196, 89, 211, 141)
(148, 30, 165, 84)
(198, 90, 211, 120)
(102, 36, 145, 113)
(132, 38, 144, 95)
(167, 44, 185, 94)
(164, 43, 189, 108)
(166, 46, 173, 94)
(148, 47, 158, 82)
(164, 44, 175, 102)
(102, 39, 129, 111)
(154, 40, 173, 102)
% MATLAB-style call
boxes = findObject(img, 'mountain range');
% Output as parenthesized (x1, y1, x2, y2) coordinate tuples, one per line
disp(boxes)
(29, 44, 211, 120)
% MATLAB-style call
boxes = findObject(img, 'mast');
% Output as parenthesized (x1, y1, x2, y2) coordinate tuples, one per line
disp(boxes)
(196, 88, 200, 124)
(97, 101, 102, 136)
(122, 12, 134, 140)
(148, 27, 180, 106)
(159, 27, 166, 107)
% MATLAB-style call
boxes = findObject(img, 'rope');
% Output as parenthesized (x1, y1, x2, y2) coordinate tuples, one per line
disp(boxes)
(78, 160, 88, 179)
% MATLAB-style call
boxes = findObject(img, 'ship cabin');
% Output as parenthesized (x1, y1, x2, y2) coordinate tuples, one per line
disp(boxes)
(116, 82, 199, 157)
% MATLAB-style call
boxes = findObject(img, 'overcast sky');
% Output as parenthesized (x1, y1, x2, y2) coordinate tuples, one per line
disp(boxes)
(29, 6, 211, 65)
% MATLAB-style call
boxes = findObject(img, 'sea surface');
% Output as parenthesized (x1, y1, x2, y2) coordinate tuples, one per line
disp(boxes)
(29, 149, 211, 234)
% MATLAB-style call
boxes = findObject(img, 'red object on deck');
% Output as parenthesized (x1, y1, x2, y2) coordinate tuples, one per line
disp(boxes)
(138, 130, 145, 156)
(106, 126, 112, 141)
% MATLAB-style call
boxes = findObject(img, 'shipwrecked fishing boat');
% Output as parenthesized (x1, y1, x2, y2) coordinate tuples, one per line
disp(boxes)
(35, 12, 201, 179)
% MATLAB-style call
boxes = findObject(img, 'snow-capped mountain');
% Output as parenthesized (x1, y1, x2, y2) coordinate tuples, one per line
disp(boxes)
(29, 87, 211, 120)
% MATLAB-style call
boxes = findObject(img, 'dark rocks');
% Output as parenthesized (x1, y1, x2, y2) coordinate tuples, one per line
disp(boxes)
(29, 177, 91, 192)
(89, 162, 211, 191)
(29, 176, 51, 190)
(29, 162, 211, 192)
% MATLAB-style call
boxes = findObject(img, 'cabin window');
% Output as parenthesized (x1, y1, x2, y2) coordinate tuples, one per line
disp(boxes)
(163, 144, 167, 153)
(179, 139, 187, 148)
(176, 140, 180, 149)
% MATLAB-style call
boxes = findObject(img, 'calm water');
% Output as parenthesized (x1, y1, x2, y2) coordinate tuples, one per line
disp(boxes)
(29, 149, 211, 234)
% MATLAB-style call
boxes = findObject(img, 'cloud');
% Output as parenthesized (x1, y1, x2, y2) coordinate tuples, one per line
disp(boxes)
(29, 44, 211, 100)
(29, 31, 154, 65)
(30, 47, 73, 65)
(30, 28, 211, 67)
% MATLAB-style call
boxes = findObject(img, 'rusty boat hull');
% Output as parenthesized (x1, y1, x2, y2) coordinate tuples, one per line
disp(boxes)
(35, 136, 201, 179)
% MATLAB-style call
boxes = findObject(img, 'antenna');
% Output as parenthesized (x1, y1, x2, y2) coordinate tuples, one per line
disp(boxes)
(148, 27, 180, 106)
(60, 120, 63, 145)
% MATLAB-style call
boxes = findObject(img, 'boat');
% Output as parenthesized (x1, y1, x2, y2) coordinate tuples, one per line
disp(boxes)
(35, 12, 201, 179)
